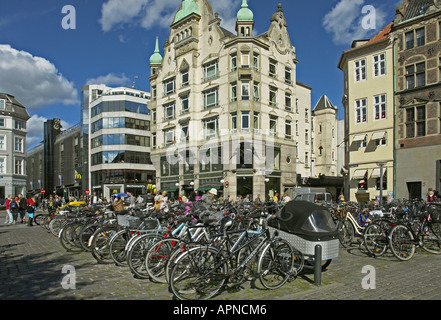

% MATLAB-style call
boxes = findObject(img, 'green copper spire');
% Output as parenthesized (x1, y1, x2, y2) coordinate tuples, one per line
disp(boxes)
(149, 37, 162, 65)
(237, 0, 254, 21)
(174, 0, 200, 23)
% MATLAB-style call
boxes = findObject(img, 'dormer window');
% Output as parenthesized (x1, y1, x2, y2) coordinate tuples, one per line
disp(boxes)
(0, 99, 5, 110)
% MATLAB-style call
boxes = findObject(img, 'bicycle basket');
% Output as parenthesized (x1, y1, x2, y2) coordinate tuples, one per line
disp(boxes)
(142, 218, 159, 229)
(117, 215, 142, 228)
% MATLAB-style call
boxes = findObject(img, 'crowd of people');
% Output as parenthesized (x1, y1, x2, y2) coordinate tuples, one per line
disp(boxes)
(3, 194, 37, 226)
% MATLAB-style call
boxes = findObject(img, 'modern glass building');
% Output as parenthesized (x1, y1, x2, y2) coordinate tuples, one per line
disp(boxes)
(87, 85, 155, 199)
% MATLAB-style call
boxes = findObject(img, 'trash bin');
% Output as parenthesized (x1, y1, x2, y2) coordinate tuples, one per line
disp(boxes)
(268, 200, 339, 265)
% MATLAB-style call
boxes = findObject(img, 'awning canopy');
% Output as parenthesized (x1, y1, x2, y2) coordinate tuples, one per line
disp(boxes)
(371, 131, 386, 140)
(352, 169, 367, 180)
(196, 186, 222, 191)
(353, 134, 366, 142)
(371, 167, 387, 178)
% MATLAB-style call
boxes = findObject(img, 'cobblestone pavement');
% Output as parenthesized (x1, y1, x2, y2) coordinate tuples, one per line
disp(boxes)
(1, 210, 441, 301)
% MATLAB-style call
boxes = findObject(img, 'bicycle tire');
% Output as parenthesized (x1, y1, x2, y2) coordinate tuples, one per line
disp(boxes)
(50, 218, 66, 237)
(421, 222, 441, 254)
(169, 246, 227, 300)
(110, 230, 137, 266)
(388, 224, 416, 261)
(78, 223, 100, 252)
(145, 237, 181, 283)
(257, 239, 294, 290)
(339, 219, 355, 248)
(126, 232, 162, 279)
(59, 222, 83, 252)
(363, 222, 389, 257)
(90, 226, 119, 264)
(34, 214, 44, 226)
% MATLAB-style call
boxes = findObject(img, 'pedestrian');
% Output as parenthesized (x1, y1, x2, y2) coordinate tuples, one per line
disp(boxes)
(427, 189, 437, 203)
(26, 196, 36, 226)
(254, 194, 262, 204)
(9, 196, 19, 224)
(111, 197, 124, 211)
(18, 194, 27, 224)
(4, 195, 13, 224)
(201, 188, 218, 210)
(282, 193, 291, 203)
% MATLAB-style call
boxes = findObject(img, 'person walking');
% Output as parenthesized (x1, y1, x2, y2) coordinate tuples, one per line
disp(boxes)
(18, 194, 27, 224)
(4, 195, 13, 224)
(26, 196, 36, 226)
(9, 196, 19, 224)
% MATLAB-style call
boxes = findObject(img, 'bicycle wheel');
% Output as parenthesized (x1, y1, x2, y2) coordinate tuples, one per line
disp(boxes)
(257, 239, 294, 290)
(338, 219, 355, 248)
(59, 222, 83, 252)
(109, 230, 132, 266)
(422, 222, 441, 254)
(126, 232, 162, 279)
(363, 222, 389, 257)
(78, 223, 100, 252)
(34, 214, 44, 226)
(145, 237, 181, 283)
(169, 246, 227, 300)
(90, 226, 119, 264)
(388, 224, 416, 261)
(50, 218, 66, 236)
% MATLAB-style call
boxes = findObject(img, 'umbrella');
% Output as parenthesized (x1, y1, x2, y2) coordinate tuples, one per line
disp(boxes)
(112, 192, 129, 198)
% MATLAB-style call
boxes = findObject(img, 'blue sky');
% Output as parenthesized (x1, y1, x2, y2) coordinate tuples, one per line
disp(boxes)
(0, 0, 401, 150)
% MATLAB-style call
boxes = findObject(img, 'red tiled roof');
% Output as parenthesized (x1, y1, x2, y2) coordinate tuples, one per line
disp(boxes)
(344, 21, 394, 53)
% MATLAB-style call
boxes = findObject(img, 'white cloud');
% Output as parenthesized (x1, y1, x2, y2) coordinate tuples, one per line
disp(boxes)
(26, 115, 72, 151)
(99, 0, 241, 32)
(86, 73, 131, 86)
(323, 0, 387, 46)
(0, 45, 78, 111)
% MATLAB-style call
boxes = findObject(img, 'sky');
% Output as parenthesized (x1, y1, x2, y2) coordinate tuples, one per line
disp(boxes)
(0, 0, 402, 151)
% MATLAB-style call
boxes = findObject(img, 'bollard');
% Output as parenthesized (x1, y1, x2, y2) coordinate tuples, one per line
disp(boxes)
(314, 245, 322, 286)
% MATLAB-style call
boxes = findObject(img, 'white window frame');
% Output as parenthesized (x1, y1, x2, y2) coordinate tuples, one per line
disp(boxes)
(0, 117, 4, 127)
(204, 61, 219, 81)
(164, 78, 176, 96)
(0, 99, 5, 110)
(164, 103, 175, 120)
(164, 128, 175, 146)
(0, 135, 5, 150)
(241, 52, 250, 68)
(253, 113, 260, 134)
(181, 71, 189, 87)
(374, 94, 387, 120)
(231, 54, 237, 72)
(285, 93, 292, 111)
(14, 137, 23, 152)
(181, 96, 189, 114)
(241, 81, 250, 100)
(285, 120, 292, 140)
(15, 158, 24, 175)
(204, 117, 218, 140)
(241, 111, 250, 132)
(0, 157, 6, 174)
(373, 53, 386, 77)
(354, 59, 366, 82)
(355, 98, 367, 123)
(231, 113, 237, 133)
(203, 88, 218, 109)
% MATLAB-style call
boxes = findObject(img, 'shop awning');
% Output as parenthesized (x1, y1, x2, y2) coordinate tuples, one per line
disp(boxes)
(196, 186, 222, 191)
(352, 169, 367, 180)
(371, 168, 387, 178)
(371, 131, 386, 140)
(352, 134, 366, 142)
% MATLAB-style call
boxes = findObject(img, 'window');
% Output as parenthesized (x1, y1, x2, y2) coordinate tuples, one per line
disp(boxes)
(152, 86, 157, 100)
(269, 116, 277, 136)
(354, 59, 366, 82)
(231, 54, 237, 72)
(439, 57, 441, 82)
(0, 157, 5, 174)
(241, 112, 250, 132)
(231, 113, 237, 133)
(406, 106, 426, 138)
(269, 59, 277, 78)
(231, 82, 237, 102)
(181, 71, 189, 87)
(164, 128, 175, 146)
(253, 82, 259, 101)
(416, 28, 425, 46)
(375, 135, 387, 147)
(0, 118, 4, 127)
(14, 120, 25, 130)
(253, 53, 259, 71)
(355, 98, 367, 123)
(241, 81, 250, 100)
(373, 53, 386, 77)
(405, 31, 414, 49)
(285, 93, 292, 111)
(253, 112, 260, 133)
(305, 129, 309, 145)
(164, 103, 175, 120)
(181, 96, 189, 114)
(356, 136, 367, 149)
(0, 135, 5, 150)
(15, 159, 24, 175)
(269, 86, 277, 107)
(406, 62, 425, 89)
(203, 88, 218, 109)
(204, 117, 218, 139)
(241, 52, 250, 68)
(285, 67, 292, 84)
(180, 124, 189, 142)
(285, 120, 292, 140)
(152, 110, 156, 124)
(204, 61, 218, 81)
(374, 94, 387, 120)
(0, 99, 5, 110)
(305, 109, 309, 123)
(152, 133, 157, 149)
(14, 137, 23, 152)
(164, 78, 175, 96)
